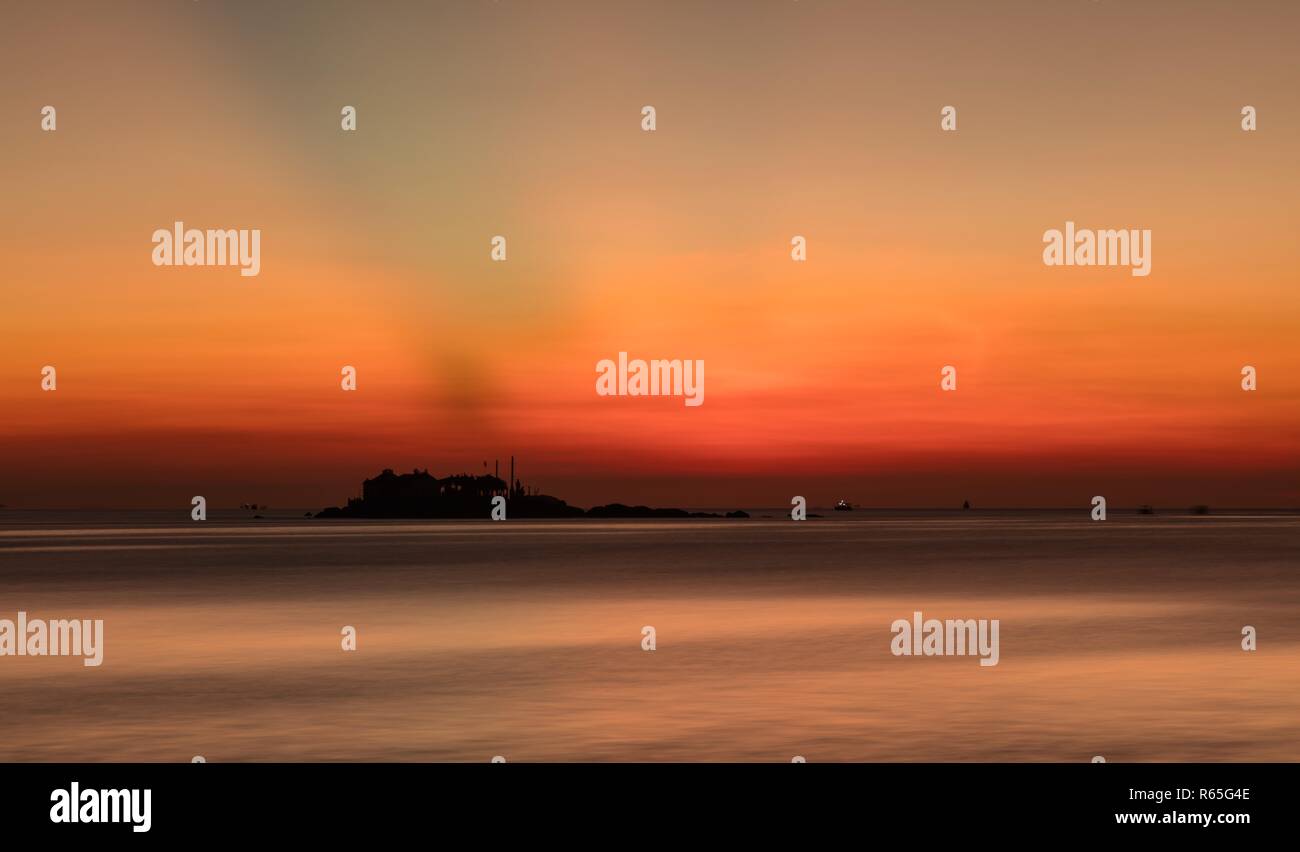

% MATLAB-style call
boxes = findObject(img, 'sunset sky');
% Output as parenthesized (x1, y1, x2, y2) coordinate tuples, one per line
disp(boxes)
(2, 1, 1297, 509)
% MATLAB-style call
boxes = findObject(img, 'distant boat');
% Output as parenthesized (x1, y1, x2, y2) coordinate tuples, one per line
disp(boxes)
(962, 500, 971, 510)
(834, 500, 853, 511)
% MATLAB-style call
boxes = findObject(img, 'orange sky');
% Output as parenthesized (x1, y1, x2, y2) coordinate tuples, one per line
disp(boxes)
(2, 1, 1297, 508)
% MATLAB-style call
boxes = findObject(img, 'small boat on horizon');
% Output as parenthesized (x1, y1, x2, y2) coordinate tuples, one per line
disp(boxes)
(834, 499, 853, 511)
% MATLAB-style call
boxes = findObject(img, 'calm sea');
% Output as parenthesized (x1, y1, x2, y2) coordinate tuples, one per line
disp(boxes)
(1, 510, 1296, 761)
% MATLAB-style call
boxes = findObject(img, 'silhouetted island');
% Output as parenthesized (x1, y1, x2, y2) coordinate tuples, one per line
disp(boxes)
(315, 458, 747, 520)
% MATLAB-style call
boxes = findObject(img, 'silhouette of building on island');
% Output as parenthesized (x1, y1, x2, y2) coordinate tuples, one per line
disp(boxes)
(315, 456, 752, 520)
(319, 456, 584, 519)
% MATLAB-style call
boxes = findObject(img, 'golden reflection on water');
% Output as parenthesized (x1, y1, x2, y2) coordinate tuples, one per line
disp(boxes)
(1, 516, 1296, 761)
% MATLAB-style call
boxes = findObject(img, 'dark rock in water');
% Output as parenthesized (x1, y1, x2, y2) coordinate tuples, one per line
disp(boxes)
(1137, 505, 1156, 515)
(1190, 505, 1210, 515)
(586, 503, 723, 518)
(726, 510, 750, 518)
(303, 512, 314, 518)
(593, 503, 682, 518)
